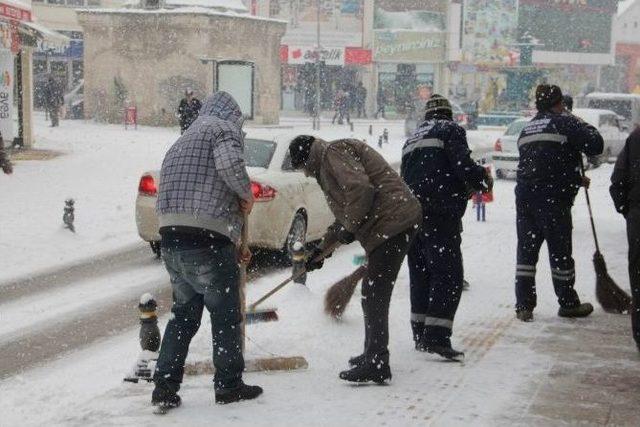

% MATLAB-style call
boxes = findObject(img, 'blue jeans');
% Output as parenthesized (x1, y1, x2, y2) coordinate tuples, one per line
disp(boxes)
(154, 240, 244, 392)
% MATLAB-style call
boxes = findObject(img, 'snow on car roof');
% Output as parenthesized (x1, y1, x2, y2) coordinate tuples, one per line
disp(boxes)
(586, 92, 640, 100)
(573, 108, 617, 126)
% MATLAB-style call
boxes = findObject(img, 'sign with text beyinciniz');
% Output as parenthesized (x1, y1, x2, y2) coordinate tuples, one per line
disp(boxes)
(373, 30, 445, 63)
(0, 50, 12, 140)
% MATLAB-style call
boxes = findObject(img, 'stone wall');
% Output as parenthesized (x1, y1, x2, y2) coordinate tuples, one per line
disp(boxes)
(77, 11, 286, 125)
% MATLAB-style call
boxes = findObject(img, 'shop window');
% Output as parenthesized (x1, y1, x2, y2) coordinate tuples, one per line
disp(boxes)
(47, 0, 65, 4)
(87, 0, 101, 5)
(66, 0, 85, 6)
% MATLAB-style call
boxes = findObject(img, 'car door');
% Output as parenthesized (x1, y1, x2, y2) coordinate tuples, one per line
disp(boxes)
(598, 114, 614, 158)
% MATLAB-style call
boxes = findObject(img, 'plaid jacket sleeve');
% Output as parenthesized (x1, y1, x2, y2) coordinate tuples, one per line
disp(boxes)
(213, 129, 252, 200)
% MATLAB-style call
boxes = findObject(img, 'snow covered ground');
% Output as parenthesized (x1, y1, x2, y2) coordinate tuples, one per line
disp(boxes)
(1, 114, 633, 426)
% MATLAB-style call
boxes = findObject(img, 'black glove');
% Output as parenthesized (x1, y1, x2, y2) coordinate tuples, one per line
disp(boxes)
(482, 168, 494, 193)
(305, 247, 326, 272)
(337, 228, 356, 245)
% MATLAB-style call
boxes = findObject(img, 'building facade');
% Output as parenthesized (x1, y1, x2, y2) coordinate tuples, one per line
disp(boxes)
(78, 7, 286, 125)
(614, 0, 640, 93)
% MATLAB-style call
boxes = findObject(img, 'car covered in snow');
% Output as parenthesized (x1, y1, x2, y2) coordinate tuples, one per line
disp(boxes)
(135, 135, 335, 259)
(491, 108, 627, 179)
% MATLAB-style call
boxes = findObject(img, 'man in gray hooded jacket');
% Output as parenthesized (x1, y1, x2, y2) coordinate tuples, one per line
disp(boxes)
(152, 91, 262, 408)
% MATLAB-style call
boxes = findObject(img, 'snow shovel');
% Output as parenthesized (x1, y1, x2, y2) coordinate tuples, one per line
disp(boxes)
(240, 214, 279, 325)
(581, 159, 632, 313)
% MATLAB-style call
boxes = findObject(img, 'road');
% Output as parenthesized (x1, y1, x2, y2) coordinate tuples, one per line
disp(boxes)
(0, 244, 284, 379)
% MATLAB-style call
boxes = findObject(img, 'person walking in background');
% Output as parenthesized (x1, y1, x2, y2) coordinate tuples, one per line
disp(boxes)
(610, 126, 640, 352)
(331, 89, 350, 125)
(152, 91, 262, 410)
(177, 89, 202, 134)
(355, 81, 367, 118)
(44, 75, 64, 127)
(288, 134, 421, 384)
(514, 84, 603, 322)
(0, 132, 13, 175)
(374, 86, 386, 119)
(401, 94, 493, 361)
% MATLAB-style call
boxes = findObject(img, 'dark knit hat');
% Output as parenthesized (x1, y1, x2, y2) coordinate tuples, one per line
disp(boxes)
(535, 84, 563, 111)
(289, 135, 315, 169)
(424, 94, 453, 120)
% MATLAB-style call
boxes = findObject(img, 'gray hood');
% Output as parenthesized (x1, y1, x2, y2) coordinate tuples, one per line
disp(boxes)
(199, 91, 244, 129)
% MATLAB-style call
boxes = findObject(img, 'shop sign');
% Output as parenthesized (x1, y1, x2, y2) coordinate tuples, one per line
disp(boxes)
(0, 2, 31, 22)
(0, 49, 13, 140)
(374, 31, 445, 62)
(287, 46, 345, 66)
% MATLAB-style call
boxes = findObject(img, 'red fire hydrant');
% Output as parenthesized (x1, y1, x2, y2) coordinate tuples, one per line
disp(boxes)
(124, 106, 137, 130)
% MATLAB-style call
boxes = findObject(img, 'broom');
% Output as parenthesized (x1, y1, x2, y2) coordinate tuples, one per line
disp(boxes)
(324, 254, 368, 319)
(581, 159, 632, 313)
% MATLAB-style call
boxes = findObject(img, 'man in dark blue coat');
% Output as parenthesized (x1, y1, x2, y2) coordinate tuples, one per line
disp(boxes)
(514, 84, 603, 322)
(401, 94, 492, 360)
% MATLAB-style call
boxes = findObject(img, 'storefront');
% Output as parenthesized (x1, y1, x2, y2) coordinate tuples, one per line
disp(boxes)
(372, 0, 447, 116)
(280, 45, 371, 112)
(0, 0, 68, 147)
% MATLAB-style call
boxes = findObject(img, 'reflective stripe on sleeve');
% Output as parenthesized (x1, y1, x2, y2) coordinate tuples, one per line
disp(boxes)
(402, 138, 445, 156)
(518, 133, 568, 148)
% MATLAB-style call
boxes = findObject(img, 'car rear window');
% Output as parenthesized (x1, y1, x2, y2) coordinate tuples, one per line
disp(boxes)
(587, 99, 632, 121)
(245, 139, 276, 168)
(505, 120, 528, 136)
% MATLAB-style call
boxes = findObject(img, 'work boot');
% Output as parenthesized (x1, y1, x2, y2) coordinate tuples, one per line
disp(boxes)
(215, 382, 263, 404)
(339, 360, 391, 384)
(152, 384, 182, 408)
(411, 321, 425, 350)
(558, 302, 594, 318)
(516, 308, 534, 322)
(418, 335, 465, 361)
(348, 354, 366, 367)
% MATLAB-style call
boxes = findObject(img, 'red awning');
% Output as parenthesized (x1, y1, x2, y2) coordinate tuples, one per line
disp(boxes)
(0, 1, 31, 22)
(345, 47, 371, 65)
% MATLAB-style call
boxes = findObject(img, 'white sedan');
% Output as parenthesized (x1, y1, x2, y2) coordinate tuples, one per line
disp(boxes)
(492, 108, 627, 179)
(135, 135, 335, 259)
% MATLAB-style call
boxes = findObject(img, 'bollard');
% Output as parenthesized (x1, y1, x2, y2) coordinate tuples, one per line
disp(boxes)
(139, 293, 161, 352)
(292, 241, 306, 285)
(369, 124, 373, 135)
(350, 121, 354, 132)
(378, 136, 383, 148)
(124, 293, 161, 383)
(63, 199, 75, 233)
(383, 128, 389, 143)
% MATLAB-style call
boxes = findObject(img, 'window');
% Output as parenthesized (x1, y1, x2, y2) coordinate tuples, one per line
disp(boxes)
(47, 0, 65, 4)
(245, 139, 276, 169)
(66, 0, 85, 6)
(87, 0, 101, 5)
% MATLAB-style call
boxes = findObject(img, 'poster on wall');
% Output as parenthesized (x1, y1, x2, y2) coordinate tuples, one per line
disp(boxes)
(0, 50, 13, 141)
(462, 0, 518, 67)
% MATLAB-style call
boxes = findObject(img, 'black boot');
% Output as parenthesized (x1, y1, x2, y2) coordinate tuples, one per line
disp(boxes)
(339, 360, 391, 384)
(152, 382, 182, 408)
(348, 354, 366, 367)
(516, 308, 534, 322)
(418, 335, 464, 361)
(215, 382, 263, 404)
(558, 302, 594, 318)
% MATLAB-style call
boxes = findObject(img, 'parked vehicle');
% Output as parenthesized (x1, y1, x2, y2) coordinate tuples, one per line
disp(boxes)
(404, 99, 467, 137)
(63, 80, 84, 119)
(584, 92, 640, 131)
(135, 135, 335, 260)
(476, 112, 523, 130)
(491, 108, 627, 179)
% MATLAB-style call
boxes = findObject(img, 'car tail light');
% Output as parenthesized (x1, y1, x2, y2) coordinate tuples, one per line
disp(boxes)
(494, 139, 502, 152)
(251, 181, 277, 202)
(138, 175, 157, 196)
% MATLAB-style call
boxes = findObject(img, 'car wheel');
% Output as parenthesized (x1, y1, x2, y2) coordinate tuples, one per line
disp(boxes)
(282, 212, 307, 266)
(150, 241, 161, 258)
(496, 169, 506, 179)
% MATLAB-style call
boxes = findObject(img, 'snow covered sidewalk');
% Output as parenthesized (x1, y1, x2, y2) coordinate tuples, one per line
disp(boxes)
(2, 155, 638, 426)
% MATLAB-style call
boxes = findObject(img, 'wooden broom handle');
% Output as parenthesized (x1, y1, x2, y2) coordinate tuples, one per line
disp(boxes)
(248, 241, 341, 311)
